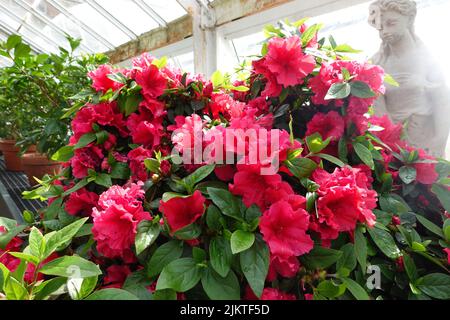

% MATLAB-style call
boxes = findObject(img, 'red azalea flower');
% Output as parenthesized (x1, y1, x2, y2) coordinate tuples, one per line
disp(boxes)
(128, 146, 153, 181)
(267, 254, 300, 281)
(259, 200, 313, 257)
(70, 145, 104, 179)
(128, 120, 163, 149)
(308, 60, 384, 107)
(229, 166, 283, 209)
(244, 286, 296, 300)
(103, 265, 132, 288)
(311, 167, 377, 240)
(444, 248, 450, 265)
(65, 188, 99, 216)
(265, 36, 315, 87)
(88, 65, 124, 93)
(411, 148, 439, 185)
(134, 64, 167, 99)
(252, 58, 282, 98)
(160, 160, 172, 176)
(159, 190, 206, 233)
(92, 183, 151, 262)
(369, 115, 405, 152)
(305, 111, 345, 142)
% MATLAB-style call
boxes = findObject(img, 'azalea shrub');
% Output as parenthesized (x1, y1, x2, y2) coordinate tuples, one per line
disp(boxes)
(1, 19, 450, 300)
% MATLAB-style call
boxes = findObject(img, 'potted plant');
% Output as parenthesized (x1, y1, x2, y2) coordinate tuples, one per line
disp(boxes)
(0, 35, 107, 183)
(0, 72, 38, 171)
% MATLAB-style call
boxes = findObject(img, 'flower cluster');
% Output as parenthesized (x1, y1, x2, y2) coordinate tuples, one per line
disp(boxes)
(3, 20, 449, 301)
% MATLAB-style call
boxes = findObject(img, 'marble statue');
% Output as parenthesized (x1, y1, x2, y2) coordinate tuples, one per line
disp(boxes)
(368, 0, 450, 157)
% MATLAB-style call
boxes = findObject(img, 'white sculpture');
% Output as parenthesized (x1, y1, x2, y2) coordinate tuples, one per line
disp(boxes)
(368, 0, 450, 157)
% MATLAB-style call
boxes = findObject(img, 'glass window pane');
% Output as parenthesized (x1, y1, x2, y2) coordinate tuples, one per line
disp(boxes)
(143, 0, 187, 22)
(30, 0, 110, 53)
(95, 0, 159, 35)
(171, 51, 194, 74)
(231, 32, 265, 62)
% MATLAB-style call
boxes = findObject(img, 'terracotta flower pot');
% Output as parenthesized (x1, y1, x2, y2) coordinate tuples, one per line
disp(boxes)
(21, 152, 61, 186)
(0, 139, 36, 172)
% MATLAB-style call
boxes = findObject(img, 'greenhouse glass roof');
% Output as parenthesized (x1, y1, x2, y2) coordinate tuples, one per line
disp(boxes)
(0, 0, 192, 67)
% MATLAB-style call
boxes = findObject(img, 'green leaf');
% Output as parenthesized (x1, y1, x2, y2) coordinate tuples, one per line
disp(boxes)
(350, 81, 376, 98)
(342, 278, 370, 300)
(399, 166, 417, 184)
(74, 133, 96, 149)
(135, 221, 160, 255)
(183, 164, 215, 190)
(211, 70, 224, 87)
(110, 162, 130, 180)
(34, 277, 67, 300)
(29, 227, 45, 258)
(152, 289, 177, 300)
(152, 56, 168, 69)
(192, 247, 206, 264)
(8, 252, 39, 265)
(384, 73, 399, 87)
(414, 214, 444, 238)
(353, 143, 374, 169)
(306, 133, 331, 154)
(106, 72, 127, 84)
(85, 288, 139, 300)
(144, 158, 160, 173)
(4, 276, 28, 300)
(285, 157, 317, 179)
(336, 243, 357, 274)
(172, 223, 202, 240)
(95, 130, 110, 145)
(201, 267, 240, 300)
(325, 82, 351, 100)
(44, 218, 88, 258)
(431, 184, 450, 213)
(301, 246, 342, 269)
(124, 94, 143, 116)
(354, 226, 367, 272)
(6, 35, 22, 50)
(156, 258, 202, 292)
(240, 238, 269, 298)
(209, 236, 232, 278)
(317, 280, 346, 298)
(122, 271, 153, 300)
(338, 137, 348, 163)
(333, 44, 362, 53)
(301, 24, 322, 46)
(0, 224, 26, 250)
(206, 205, 223, 231)
(415, 273, 450, 300)
(68, 276, 98, 300)
(367, 226, 401, 259)
(230, 230, 255, 254)
(39, 255, 102, 278)
(315, 153, 345, 167)
(61, 179, 89, 198)
(403, 253, 418, 282)
(207, 187, 243, 222)
(95, 173, 112, 188)
(147, 240, 183, 277)
(51, 145, 74, 162)
(444, 219, 450, 242)
(14, 43, 31, 59)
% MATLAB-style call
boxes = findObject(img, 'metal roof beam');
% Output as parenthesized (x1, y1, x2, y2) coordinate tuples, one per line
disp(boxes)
(131, 0, 167, 27)
(45, 0, 115, 50)
(14, 0, 93, 53)
(0, 20, 44, 53)
(85, 0, 137, 39)
(0, 2, 62, 52)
